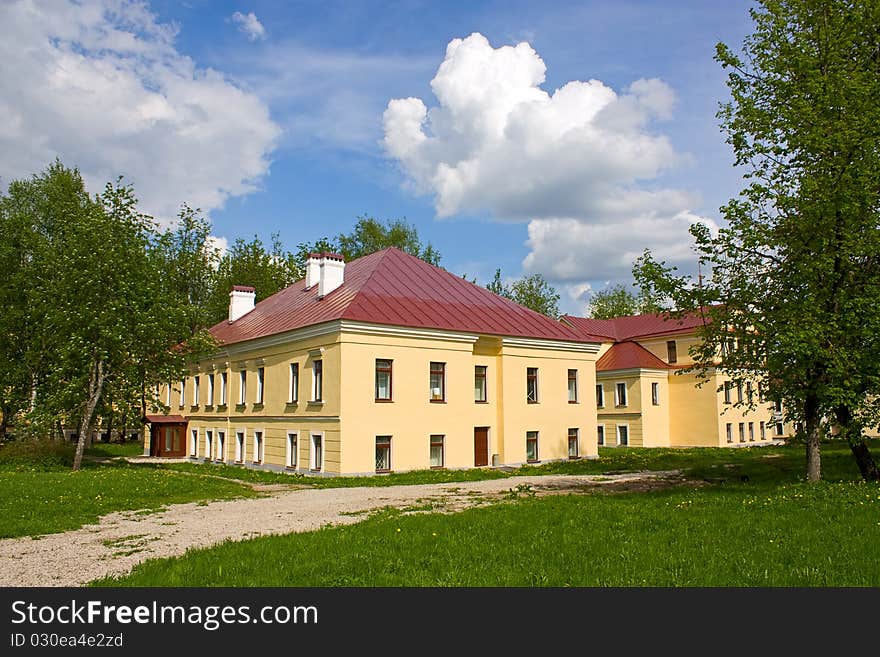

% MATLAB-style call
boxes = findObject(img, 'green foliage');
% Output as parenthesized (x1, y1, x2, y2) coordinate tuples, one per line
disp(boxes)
(486, 269, 561, 318)
(0, 439, 75, 470)
(586, 282, 665, 319)
(634, 0, 880, 480)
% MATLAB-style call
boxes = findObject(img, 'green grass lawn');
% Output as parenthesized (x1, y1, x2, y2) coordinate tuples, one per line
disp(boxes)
(84, 441, 145, 458)
(92, 440, 880, 587)
(0, 460, 258, 539)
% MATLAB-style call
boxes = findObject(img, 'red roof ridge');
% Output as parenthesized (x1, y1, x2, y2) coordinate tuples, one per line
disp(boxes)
(596, 341, 672, 372)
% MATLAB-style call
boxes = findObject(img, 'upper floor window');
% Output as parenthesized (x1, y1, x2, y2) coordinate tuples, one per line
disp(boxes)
(256, 367, 265, 404)
(206, 373, 214, 406)
(238, 370, 247, 405)
(615, 382, 627, 407)
(596, 384, 604, 408)
(375, 359, 393, 401)
(220, 372, 228, 406)
(723, 381, 732, 404)
(474, 365, 487, 403)
(567, 369, 578, 403)
(651, 382, 660, 406)
(289, 363, 299, 403)
(430, 362, 445, 402)
(166, 382, 172, 407)
(179, 379, 186, 407)
(746, 381, 754, 404)
(193, 376, 200, 406)
(312, 360, 323, 402)
(526, 367, 539, 403)
(666, 340, 677, 364)
(736, 382, 743, 404)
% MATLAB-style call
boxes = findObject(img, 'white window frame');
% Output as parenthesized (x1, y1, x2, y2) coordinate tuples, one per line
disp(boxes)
(166, 383, 172, 408)
(760, 421, 766, 441)
(651, 382, 660, 406)
(596, 383, 604, 408)
(204, 429, 213, 460)
(207, 373, 214, 407)
(190, 428, 198, 457)
(179, 379, 186, 407)
(289, 363, 299, 403)
(726, 423, 733, 443)
(286, 431, 298, 468)
(216, 430, 225, 461)
(239, 370, 247, 405)
(312, 360, 323, 402)
(256, 367, 264, 404)
(253, 429, 264, 464)
(235, 430, 245, 463)
(310, 432, 324, 472)
(748, 422, 754, 442)
(738, 422, 745, 443)
(615, 381, 628, 407)
(220, 372, 228, 406)
(193, 376, 200, 406)
(616, 423, 629, 446)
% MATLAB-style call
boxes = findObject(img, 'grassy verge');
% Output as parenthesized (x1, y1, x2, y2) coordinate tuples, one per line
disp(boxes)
(84, 441, 145, 458)
(92, 476, 880, 587)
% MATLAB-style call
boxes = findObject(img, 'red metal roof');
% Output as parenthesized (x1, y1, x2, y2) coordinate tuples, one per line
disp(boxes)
(596, 342, 672, 371)
(145, 415, 187, 424)
(563, 310, 709, 342)
(209, 248, 597, 346)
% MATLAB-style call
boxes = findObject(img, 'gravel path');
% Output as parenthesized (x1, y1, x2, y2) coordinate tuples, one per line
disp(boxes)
(0, 471, 682, 587)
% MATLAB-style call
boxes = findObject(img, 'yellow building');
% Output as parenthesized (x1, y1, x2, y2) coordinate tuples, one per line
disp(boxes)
(148, 249, 601, 474)
(561, 312, 788, 448)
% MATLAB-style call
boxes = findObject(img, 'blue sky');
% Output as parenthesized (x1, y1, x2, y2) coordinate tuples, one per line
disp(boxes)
(0, 0, 756, 314)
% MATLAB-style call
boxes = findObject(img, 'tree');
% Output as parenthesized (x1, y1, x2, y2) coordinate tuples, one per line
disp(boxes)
(486, 269, 561, 318)
(205, 233, 302, 325)
(635, 0, 880, 482)
(587, 283, 665, 319)
(336, 216, 441, 266)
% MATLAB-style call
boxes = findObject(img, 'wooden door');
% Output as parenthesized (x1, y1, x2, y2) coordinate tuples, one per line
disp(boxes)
(474, 427, 489, 467)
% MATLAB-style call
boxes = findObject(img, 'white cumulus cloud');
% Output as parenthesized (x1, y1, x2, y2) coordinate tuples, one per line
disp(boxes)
(231, 11, 266, 41)
(383, 32, 711, 312)
(0, 0, 280, 222)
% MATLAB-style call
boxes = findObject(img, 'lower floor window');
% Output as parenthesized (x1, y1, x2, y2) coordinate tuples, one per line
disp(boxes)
(568, 428, 579, 458)
(597, 425, 604, 446)
(205, 430, 213, 459)
(760, 421, 766, 440)
(526, 431, 539, 462)
(311, 434, 323, 471)
(430, 435, 444, 468)
(748, 422, 754, 442)
(216, 431, 225, 461)
(287, 433, 297, 468)
(235, 432, 244, 462)
(376, 436, 391, 472)
(190, 429, 198, 456)
(253, 431, 263, 463)
(726, 423, 733, 443)
(617, 425, 629, 446)
(776, 422, 784, 436)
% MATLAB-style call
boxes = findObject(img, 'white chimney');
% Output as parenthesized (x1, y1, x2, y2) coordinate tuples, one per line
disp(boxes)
(318, 253, 345, 298)
(305, 253, 322, 289)
(228, 285, 256, 322)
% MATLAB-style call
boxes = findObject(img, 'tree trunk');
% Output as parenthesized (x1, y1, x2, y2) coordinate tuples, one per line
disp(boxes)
(835, 405, 880, 482)
(73, 357, 105, 471)
(805, 394, 821, 482)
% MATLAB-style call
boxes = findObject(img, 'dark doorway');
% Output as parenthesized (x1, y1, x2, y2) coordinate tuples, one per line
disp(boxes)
(474, 427, 489, 467)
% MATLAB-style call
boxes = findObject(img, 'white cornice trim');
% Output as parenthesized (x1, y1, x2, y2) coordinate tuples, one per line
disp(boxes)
(218, 321, 343, 356)
(338, 321, 479, 344)
(501, 337, 601, 353)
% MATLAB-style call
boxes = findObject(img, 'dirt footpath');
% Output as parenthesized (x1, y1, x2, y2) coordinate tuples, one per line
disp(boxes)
(0, 471, 683, 587)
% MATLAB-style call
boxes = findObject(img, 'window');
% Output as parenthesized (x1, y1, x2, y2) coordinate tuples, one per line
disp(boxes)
(666, 340, 677, 364)
(375, 359, 393, 401)
(312, 360, 323, 402)
(748, 422, 754, 442)
(474, 366, 487, 403)
(166, 383, 172, 408)
(193, 376, 200, 406)
(526, 368, 538, 403)
(253, 431, 264, 464)
(289, 363, 299, 403)
(286, 432, 297, 468)
(726, 423, 733, 444)
(375, 436, 392, 472)
(568, 428, 579, 459)
(430, 362, 445, 402)
(220, 372, 227, 406)
(207, 374, 214, 406)
(736, 383, 743, 404)
(651, 382, 660, 406)
(738, 422, 745, 443)
(723, 382, 732, 404)
(179, 379, 186, 407)
(190, 428, 198, 456)
(238, 370, 246, 405)
(617, 425, 629, 446)
(746, 381, 754, 404)
(216, 431, 225, 461)
(774, 400, 783, 414)
(760, 421, 766, 440)
(526, 431, 539, 462)
(568, 369, 578, 403)
(615, 382, 627, 407)
(776, 422, 785, 436)
(758, 384, 765, 403)
(256, 367, 264, 404)
(311, 434, 323, 471)
(205, 430, 213, 459)
(597, 425, 605, 446)
(430, 435, 444, 468)
(596, 384, 604, 408)
(235, 431, 244, 463)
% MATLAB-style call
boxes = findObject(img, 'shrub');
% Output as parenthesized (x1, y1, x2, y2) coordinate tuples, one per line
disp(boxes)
(0, 439, 74, 469)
